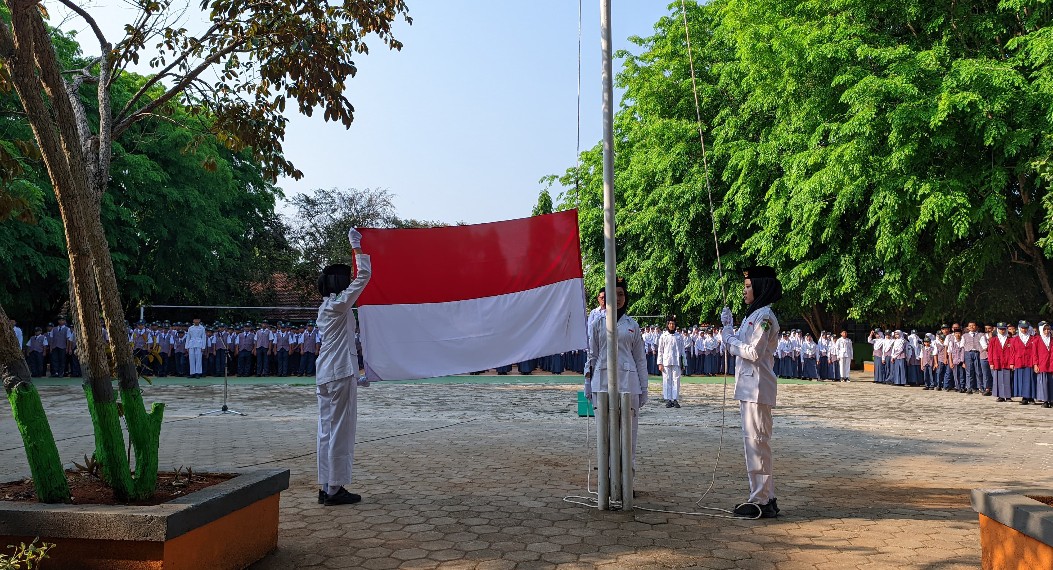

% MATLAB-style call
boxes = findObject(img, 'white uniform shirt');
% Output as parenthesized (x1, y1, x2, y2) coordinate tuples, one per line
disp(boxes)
(656, 330, 687, 366)
(890, 337, 906, 359)
(585, 313, 648, 395)
(316, 254, 371, 385)
(801, 340, 817, 358)
(834, 337, 854, 359)
(186, 324, 207, 349)
(725, 305, 780, 406)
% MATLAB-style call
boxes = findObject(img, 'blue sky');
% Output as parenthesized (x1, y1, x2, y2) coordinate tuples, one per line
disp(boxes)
(277, 1, 674, 224)
(58, 1, 675, 225)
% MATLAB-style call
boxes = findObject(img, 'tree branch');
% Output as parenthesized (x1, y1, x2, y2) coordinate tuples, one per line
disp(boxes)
(55, 0, 109, 52)
(113, 39, 247, 138)
(114, 22, 224, 121)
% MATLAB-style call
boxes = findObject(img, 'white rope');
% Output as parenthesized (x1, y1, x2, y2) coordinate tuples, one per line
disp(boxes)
(678, 0, 726, 301)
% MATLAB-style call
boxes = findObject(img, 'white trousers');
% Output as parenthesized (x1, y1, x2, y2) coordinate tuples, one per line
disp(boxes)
(740, 401, 774, 504)
(188, 348, 203, 375)
(839, 357, 851, 379)
(317, 378, 358, 489)
(661, 365, 682, 400)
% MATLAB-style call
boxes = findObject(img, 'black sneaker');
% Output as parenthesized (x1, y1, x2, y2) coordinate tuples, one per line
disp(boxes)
(324, 487, 362, 506)
(665, 401, 674, 408)
(732, 502, 763, 518)
(318, 489, 326, 504)
(996, 397, 1005, 402)
(760, 498, 780, 518)
(673, 400, 681, 408)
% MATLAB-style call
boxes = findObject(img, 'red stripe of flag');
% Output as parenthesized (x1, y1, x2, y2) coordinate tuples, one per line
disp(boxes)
(357, 210, 583, 306)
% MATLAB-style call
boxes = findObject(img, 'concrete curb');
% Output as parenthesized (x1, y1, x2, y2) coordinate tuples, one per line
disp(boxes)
(971, 488, 1053, 546)
(0, 468, 289, 542)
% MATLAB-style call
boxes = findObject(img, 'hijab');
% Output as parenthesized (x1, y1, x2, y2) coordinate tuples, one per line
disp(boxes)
(745, 274, 783, 317)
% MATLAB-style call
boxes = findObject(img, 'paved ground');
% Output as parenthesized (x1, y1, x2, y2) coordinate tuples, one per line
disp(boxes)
(3, 371, 1051, 569)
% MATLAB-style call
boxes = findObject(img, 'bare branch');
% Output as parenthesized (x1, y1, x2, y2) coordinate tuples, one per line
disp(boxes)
(55, 0, 110, 51)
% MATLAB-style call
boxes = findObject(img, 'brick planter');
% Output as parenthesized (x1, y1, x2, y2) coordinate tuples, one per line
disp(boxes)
(971, 489, 1053, 570)
(0, 468, 289, 570)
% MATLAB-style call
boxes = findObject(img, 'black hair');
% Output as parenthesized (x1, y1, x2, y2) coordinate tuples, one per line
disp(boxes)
(318, 264, 353, 296)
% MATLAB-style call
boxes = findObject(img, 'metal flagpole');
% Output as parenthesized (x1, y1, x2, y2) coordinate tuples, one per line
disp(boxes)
(599, 0, 630, 510)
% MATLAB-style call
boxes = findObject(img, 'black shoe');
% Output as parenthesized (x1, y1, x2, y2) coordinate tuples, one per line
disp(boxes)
(967, 390, 974, 394)
(936, 387, 943, 391)
(984, 391, 992, 396)
(324, 487, 361, 506)
(732, 502, 763, 518)
(760, 498, 780, 518)
(922, 387, 931, 390)
(673, 400, 681, 408)
(1045, 402, 1052, 408)
(318, 489, 326, 504)
(1021, 399, 1030, 405)
(665, 401, 674, 408)
(996, 397, 1005, 402)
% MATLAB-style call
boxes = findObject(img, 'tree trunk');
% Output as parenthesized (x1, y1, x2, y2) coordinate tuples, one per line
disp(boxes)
(1031, 255, 1053, 314)
(81, 80, 164, 497)
(2, 1, 138, 500)
(0, 305, 70, 503)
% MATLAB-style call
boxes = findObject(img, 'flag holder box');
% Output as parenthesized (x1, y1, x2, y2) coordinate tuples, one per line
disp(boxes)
(577, 391, 594, 417)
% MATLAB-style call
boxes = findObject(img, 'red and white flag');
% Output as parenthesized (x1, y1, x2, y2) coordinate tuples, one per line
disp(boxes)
(358, 210, 588, 381)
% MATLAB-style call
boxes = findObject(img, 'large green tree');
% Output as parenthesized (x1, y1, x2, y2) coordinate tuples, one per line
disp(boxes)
(0, 0, 410, 501)
(556, 0, 1053, 330)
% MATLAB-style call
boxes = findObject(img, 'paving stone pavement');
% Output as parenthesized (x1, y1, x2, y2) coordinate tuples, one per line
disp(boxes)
(3, 372, 1052, 569)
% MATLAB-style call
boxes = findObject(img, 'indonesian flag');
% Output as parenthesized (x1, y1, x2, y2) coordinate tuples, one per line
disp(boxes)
(358, 210, 588, 381)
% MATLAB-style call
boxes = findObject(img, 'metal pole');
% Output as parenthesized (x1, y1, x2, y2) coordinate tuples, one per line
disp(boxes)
(599, 0, 622, 512)
(595, 392, 610, 510)
(620, 392, 634, 510)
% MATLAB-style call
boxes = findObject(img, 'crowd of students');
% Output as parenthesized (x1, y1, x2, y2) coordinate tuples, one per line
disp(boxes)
(868, 320, 1053, 408)
(16, 319, 331, 379)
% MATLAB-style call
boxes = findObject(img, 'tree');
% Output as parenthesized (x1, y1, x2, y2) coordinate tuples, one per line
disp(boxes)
(555, 0, 1053, 328)
(287, 187, 402, 271)
(0, 0, 410, 500)
(284, 187, 445, 299)
(531, 188, 553, 216)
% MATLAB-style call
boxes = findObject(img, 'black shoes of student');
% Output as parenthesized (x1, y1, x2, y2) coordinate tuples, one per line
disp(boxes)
(1021, 399, 1030, 405)
(673, 400, 681, 408)
(324, 487, 362, 506)
(665, 401, 675, 408)
(732, 502, 762, 518)
(936, 386, 943, 391)
(996, 397, 1005, 402)
(733, 498, 779, 519)
(1045, 402, 1052, 408)
(318, 489, 326, 504)
(761, 498, 780, 518)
